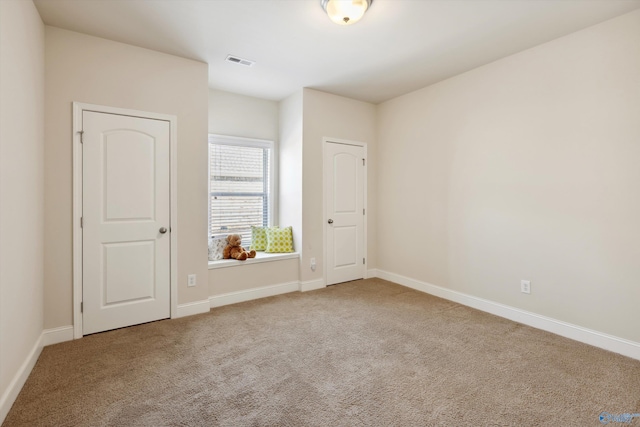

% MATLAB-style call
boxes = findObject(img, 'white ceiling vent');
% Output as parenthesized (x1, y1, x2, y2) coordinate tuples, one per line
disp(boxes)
(225, 55, 255, 67)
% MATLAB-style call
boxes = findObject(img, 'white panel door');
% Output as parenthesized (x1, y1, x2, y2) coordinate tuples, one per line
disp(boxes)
(325, 142, 365, 285)
(82, 111, 171, 335)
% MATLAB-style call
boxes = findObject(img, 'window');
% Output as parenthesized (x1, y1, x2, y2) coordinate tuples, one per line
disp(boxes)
(208, 135, 274, 248)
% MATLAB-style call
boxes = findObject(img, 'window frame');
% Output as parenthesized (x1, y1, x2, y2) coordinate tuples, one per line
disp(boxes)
(208, 134, 276, 245)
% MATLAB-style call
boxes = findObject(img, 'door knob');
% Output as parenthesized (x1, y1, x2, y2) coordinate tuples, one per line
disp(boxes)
(328, 219, 333, 224)
(159, 227, 168, 234)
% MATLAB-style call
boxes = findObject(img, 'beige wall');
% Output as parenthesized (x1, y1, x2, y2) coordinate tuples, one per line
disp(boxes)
(210, 259, 299, 295)
(279, 91, 303, 259)
(208, 89, 298, 295)
(209, 89, 279, 141)
(0, 0, 45, 415)
(301, 89, 377, 283)
(377, 10, 640, 342)
(44, 27, 209, 328)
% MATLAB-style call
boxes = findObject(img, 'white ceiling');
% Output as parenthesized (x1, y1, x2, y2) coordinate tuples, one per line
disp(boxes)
(34, 0, 640, 104)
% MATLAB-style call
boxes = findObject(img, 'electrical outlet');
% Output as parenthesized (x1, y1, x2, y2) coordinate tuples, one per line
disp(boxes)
(188, 274, 197, 287)
(521, 280, 531, 294)
(310, 258, 316, 272)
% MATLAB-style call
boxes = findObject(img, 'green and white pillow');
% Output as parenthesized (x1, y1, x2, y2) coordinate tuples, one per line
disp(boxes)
(250, 226, 267, 251)
(265, 226, 294, 253)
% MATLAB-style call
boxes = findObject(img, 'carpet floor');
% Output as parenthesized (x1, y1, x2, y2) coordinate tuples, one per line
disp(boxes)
(3, 279, 640, 426)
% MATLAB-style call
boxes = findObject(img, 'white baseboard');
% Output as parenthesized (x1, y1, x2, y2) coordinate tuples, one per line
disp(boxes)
(210, 281, 300, 308)
(299, 279, 326, 292)
(175, 300, 210, 318)
(376, 269, 640, 361)
(42, 326, 74, 347)
(365, 269, 378, 279)
(0, 333, 43, 424)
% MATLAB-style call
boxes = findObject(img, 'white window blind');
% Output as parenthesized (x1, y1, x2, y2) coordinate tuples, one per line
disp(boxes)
(208, 135, 273, 248)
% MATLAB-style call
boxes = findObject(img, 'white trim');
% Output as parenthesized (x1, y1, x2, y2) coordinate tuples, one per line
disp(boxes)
(208, 134, 273, 149)
(208, 252, 299, 269)
(300, 279, 326, 292)
(42, 326, 74, 347)
(365, 268, 378, 279)
(0, 334, 42, 424)
(170, 117, 179, 321)
(322, 137, 367, 148)
(209, 281, 300, 308)
(176, 300, 210, 318)
(72, 102, 179, 338)
(376, 269, 640, 361)
(72, 104, 83, 339)
(0, 325, 74, 423)
(323, 138, 368, 286)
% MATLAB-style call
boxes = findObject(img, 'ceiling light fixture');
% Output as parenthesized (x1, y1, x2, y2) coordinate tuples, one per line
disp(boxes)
(321, 0, 373, 26)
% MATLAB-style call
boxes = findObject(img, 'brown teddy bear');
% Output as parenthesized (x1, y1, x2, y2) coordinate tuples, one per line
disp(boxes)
(223, 234, 257, 261)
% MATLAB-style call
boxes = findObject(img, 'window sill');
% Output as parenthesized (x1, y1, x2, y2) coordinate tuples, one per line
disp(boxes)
(208, 252, 299, 270)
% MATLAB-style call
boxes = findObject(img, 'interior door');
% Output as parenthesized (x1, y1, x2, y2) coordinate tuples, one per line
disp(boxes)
(82, 111, 171, 335)
(325, 141, 365, 286)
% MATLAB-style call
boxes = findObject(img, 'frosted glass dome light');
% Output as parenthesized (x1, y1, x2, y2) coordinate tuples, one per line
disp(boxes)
(321, 0, 373, 26)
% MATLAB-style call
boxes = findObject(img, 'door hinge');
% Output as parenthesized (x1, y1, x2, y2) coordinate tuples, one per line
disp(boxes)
(79, 130, 84, 143)
(362, 158, 365, 166)
(363, 258, 366, 265)
(363, 208, 365, 215)
(80, 217, 83, 228)
(80, 302, 83, 313)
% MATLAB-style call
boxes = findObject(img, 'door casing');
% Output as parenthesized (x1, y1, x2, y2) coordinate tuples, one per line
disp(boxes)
(323, 137, 368, 286)
(72, 102, 178, 339)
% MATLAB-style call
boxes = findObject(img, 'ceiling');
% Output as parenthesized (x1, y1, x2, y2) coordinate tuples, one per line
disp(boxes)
(34, 0, 640, 104)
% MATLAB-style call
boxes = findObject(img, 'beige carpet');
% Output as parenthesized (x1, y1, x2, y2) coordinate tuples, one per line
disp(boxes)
(4, 279, 640, 426)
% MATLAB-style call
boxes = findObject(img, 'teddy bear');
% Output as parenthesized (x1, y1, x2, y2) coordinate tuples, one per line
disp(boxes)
(223, 234, 257, 261)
